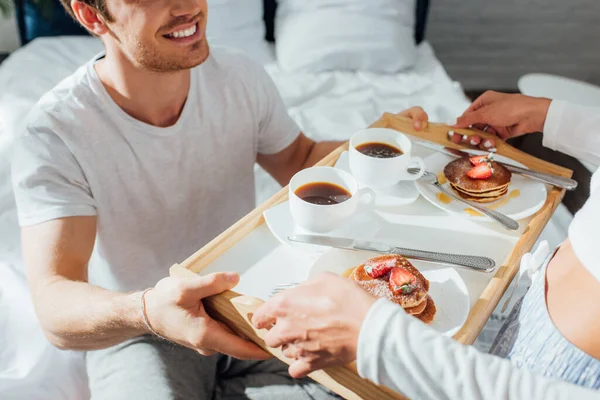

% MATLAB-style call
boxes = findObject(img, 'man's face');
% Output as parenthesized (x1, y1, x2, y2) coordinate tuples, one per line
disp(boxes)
(102, 0, 209, 73)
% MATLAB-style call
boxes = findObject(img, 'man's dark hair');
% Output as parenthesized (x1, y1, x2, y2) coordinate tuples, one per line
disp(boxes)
(59, 0, 113, 23)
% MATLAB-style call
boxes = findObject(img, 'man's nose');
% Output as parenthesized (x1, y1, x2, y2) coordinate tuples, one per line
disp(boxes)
(170, 0, 205, 18)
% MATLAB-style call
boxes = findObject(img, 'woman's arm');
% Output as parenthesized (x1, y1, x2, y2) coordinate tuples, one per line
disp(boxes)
(358, 299, 599, 400)
(543, 100, 600, 166)
(252, 274, 598, 400)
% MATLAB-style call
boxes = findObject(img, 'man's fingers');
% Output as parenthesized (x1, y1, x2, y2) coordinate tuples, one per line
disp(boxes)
(398, 106, 429, 130)
(197, 348, 217, 357)
(177, 272, 240, 306)
(208, 323, 272, 360)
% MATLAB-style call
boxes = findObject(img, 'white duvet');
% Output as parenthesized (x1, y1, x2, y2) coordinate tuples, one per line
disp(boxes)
(0, 37, 571, 399)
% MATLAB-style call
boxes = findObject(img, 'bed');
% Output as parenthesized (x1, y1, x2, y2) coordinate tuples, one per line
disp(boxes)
(0, 1, 573, 399)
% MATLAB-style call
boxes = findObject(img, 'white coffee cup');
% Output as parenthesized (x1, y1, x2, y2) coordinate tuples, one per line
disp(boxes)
(349, 128, 426, 189)
(289, 166, 376, 233)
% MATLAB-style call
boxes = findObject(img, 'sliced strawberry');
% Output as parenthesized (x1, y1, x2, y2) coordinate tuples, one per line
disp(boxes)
(389, 267, 417, 295)
(467, 162, 493, 179)
(364, 258, 397, 278)
(469, 155, 488, 166)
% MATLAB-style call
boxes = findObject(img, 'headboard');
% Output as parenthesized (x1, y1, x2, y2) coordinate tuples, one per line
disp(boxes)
(263, 0, 429, 44)
(14, 0, 429, 46)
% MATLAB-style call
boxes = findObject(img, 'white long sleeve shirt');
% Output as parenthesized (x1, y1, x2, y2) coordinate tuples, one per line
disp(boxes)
(357, 100, 600, 400)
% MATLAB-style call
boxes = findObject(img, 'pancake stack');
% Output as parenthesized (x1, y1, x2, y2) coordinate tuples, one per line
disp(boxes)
(444, 155, 512, 203)
(349, 255, 436, 324)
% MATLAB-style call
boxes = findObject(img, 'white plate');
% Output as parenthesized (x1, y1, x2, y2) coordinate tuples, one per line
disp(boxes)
(263, 202, 380, 253)
(335, 151, 420, 207)
(415, 152, 547, 221)
(308, 248, 470, 337)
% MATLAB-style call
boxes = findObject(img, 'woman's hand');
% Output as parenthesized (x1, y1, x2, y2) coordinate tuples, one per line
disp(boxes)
(397, 106, 494, 150)
(454, 91, 552, 141)
(144, 272, 271, 360)
(252, 273, 377, 378)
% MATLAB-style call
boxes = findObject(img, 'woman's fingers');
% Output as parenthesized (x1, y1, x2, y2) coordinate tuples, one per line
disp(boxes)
(480, 138, 497, 150)
(288, 360, 315, 379)
(398, 106, 429, 130)
(467, 135, 481, 147)
(454, 108, 490, 129)
(207, 321, 272, 360)
(282, 344, 303, 360)
(450, 131, 463, 144)
(464, 90, 503, 114)
(263, 320, 301, 349)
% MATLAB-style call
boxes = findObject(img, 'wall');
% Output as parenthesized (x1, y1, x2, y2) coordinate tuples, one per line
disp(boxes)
(427, 0, 600, 91)
(0, 14, 20, 52)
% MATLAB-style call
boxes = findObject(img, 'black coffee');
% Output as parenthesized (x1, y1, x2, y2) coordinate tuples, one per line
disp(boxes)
(295, 182, 352, 205)
(355, 142, 403, 158)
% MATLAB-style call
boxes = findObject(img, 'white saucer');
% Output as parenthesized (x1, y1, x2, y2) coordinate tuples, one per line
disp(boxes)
(308, 248, 470, 337)
(263, 201, 381, 253)
(415, 152, 548, 222)
(334, 151, 420, 207)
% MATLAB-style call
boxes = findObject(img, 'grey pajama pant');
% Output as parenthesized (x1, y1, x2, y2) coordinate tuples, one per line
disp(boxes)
(86, 335, 339, 400)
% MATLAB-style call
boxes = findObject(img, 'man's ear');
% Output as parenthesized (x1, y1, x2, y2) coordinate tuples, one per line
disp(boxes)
(71, 0, 110, 35)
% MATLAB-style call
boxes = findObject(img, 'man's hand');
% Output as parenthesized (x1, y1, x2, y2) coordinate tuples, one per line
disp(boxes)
(252, 273, 377, 378)
(454, 91, 552, 141)
(145, 272, 271, 360)
(397, 106, 430, 131)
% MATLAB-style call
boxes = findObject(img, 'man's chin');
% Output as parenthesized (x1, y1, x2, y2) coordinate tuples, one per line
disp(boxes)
(140, 41, 210, 73)
(185, 41, 210, 68)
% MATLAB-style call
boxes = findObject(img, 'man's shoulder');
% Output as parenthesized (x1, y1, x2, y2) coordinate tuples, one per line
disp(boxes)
(26, 62, 99, 134)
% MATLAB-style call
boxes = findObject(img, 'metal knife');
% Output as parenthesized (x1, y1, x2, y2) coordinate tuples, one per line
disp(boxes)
(289, 234, 496, 272)
(415, 141, 578, 191)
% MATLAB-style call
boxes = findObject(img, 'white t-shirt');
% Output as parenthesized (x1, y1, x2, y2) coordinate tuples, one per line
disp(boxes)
(11, 47, 300, 292)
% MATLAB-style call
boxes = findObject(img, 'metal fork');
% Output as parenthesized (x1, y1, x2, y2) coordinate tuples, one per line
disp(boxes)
(269, 283, 299, 298)
(409, 168, 520, 231)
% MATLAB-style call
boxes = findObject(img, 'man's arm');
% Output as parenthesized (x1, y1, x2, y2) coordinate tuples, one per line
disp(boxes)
(23, 216, 269, 358)
(257, 133, 343, 186)
(23, 216, 147, 350)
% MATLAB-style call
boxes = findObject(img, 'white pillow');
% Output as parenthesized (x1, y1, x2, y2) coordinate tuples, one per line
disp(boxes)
(206, 0, 274, 64)
(275, 0, 417, 73)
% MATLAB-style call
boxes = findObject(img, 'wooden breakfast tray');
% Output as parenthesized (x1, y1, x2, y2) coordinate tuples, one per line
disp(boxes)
(169, 113, 573, 400)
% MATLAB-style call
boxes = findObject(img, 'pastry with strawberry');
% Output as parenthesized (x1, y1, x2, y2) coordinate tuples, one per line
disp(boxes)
(443, 153, 512, 203)
(349, 255, 436, 324)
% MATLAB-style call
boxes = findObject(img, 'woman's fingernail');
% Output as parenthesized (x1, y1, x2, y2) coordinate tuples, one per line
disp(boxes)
(414, 121, 421, 130)
(448, 130, 455, 138)
(470, 137, 481, 146)
(462, 135, 468, 142)
(483, 140, 493, 148)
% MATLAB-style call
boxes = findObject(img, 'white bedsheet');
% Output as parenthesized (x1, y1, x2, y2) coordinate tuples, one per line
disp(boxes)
(0, 37, 572, 400)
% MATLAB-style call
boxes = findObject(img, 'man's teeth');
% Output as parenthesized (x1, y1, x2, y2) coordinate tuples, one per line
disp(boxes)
(167, 24, 197, 39)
